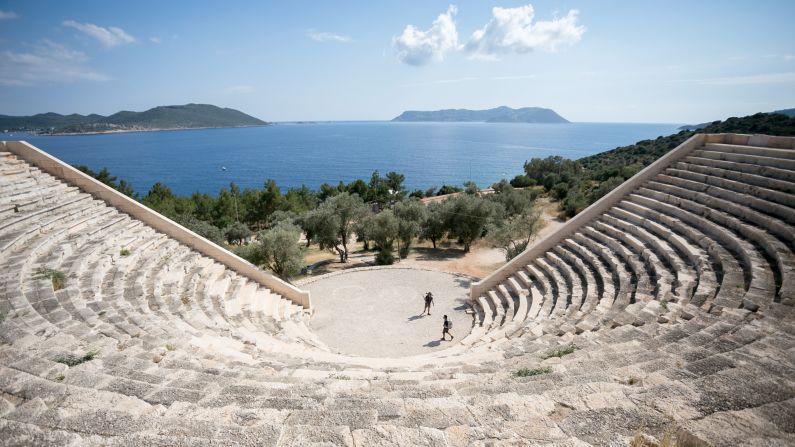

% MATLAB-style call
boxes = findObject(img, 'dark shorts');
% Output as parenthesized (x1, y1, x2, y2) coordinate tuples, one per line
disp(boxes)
(443, 327, 450, 333)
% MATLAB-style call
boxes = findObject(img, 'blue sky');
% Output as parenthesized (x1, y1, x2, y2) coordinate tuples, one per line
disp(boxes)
(0, 1, 793, 123)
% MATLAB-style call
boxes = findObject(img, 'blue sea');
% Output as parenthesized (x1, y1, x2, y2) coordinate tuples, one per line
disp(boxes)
(19, 121, 682, 196)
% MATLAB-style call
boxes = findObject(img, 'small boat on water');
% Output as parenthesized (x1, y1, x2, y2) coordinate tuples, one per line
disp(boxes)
(221, 166, 227, 171)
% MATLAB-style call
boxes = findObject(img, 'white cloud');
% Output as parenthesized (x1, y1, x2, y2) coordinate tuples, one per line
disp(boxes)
(465, 5, 585, 60)
(678, 72, 795, 86)
(393, 5, 458, 66)
(307, 29, 351, 43)
(150, 36, 162, 44)
(62, 20, 136, 47)
(0, 10, 18, 20)
(0, 39, 109, 86)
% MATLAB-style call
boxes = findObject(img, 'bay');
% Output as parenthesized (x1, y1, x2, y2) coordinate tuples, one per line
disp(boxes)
(19, 121, 682, 196)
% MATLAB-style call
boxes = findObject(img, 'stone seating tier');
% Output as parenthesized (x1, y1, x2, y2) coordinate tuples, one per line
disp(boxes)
(1, 134, 794, 445)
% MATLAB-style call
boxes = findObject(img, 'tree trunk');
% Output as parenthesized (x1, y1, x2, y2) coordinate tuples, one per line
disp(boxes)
(431, 237, 437, 249)
(463, 242, 471, 253)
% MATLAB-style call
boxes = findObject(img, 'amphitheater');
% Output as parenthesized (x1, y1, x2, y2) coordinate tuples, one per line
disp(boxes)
(0, 134, 793, 446)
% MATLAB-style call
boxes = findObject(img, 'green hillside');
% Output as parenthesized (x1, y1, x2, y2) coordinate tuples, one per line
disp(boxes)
(0, 104, 267, 134)
(510, 111, 795, 218)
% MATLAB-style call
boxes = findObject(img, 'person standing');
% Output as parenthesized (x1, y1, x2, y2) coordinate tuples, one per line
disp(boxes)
(441, 315, 453, 341)
(421, 292, 434, 316)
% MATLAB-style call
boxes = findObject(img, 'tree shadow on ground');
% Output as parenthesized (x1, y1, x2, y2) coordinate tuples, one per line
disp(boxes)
(453, 276, 473, 288)
(413, 247, 466, 261)
(300, 253, 374, 277)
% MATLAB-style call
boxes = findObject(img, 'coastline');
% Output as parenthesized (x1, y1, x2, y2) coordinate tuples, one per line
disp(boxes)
(33, 123, 271, 137)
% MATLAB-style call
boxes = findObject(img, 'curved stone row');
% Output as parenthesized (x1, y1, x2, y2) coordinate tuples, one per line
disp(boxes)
(0, 155, 328, 367)
(473, 137, 795, 345)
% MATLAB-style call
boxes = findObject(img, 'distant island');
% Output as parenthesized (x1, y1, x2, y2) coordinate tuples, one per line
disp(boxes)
(392, 106, 569, 123)
(678, 107, 795, 130)
(0, 103, 268, 135)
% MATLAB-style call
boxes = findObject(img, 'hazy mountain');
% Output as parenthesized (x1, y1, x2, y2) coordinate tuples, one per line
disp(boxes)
(773, 108, 795, 118)
(392, 106, 569, 123)
(0, 104, 267, 134)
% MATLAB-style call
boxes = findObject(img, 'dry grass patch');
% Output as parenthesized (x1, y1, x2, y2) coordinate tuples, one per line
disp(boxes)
(35, 267, 66, 291)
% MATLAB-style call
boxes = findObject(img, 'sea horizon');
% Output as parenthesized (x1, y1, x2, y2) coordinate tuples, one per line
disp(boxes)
(18, 121, 684, 197)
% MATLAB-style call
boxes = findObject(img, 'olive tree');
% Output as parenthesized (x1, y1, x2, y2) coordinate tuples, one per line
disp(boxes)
(489, 184, 538, 216)
(303, 192, 368, 262)
(445, 194, 496, 252)
(259, 222, 305, 279)
(393, 199, 426, 258)
(224, 221, 251, 246)
(420, 201, 447, 249)
(359, 210, 399, 264)
(487, 209, 542, 261)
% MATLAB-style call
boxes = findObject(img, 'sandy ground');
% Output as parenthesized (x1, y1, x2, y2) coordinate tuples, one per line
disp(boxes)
(306, 269, 473, 357)
(298, 198, 565, 280)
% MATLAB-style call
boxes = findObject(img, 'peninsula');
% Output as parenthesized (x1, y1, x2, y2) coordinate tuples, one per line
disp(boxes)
(0, 104, 268, 135)
(392, 106, 569, 123)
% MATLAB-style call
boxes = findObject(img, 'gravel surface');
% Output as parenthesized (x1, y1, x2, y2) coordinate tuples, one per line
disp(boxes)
(307, 269, 473, 357)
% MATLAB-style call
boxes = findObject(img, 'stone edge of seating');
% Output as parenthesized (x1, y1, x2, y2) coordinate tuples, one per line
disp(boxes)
(0, 140, 312, 310)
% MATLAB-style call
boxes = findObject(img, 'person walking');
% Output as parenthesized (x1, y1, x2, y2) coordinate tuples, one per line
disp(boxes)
(421, 292, 434, 316)
(441, 315, 453, 341)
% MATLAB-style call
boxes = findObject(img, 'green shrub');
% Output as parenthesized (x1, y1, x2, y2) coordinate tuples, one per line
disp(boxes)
(375, 248, 395, 265)
(120, 248, 130, 256)
(509, 174, 536, 188)
(541, 344, 578, 359)
(35, 267, 67, 291)
(398, 244, 410, 259)
(54, 350, 99, 367)
(515, 367, 552, 377)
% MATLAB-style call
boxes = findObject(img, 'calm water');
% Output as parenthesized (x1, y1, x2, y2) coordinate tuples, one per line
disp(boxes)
(19, 121, 681, 196)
